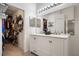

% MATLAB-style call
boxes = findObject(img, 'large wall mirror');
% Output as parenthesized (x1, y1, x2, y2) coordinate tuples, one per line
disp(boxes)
(29, 17, 41, 27)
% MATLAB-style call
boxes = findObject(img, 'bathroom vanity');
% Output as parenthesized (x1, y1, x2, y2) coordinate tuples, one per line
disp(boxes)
(30, 34, 70, 56)
(29, 4, 77, 56)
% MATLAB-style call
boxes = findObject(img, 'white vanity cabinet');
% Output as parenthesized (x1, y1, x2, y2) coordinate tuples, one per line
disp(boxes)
(30, 36, 51, 56)
(37, 36, 51, 56)
(30, 35, 68, 56)
(50, 38, 68, 56)
(30, 36, 38, 55)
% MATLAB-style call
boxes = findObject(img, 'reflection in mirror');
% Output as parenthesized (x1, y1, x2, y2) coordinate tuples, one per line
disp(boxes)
(67, 20, 75, 35)
(29, 17, 41, 27)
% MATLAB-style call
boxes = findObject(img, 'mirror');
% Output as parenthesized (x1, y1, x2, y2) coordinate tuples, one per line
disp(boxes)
(29, 17, 36, 27)
(29, 17, 41, 27)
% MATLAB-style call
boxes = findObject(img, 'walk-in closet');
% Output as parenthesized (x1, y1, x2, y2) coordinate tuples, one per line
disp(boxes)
(1, 3, 24, 56)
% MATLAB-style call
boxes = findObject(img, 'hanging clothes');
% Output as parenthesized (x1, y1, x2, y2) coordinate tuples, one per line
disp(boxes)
(2, 18, 5, 33)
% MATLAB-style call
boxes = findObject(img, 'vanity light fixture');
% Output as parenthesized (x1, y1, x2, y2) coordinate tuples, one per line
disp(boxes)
(40, 8, 44, 12)
(38, 3, 63, 13)
(47, 5, 50, 9)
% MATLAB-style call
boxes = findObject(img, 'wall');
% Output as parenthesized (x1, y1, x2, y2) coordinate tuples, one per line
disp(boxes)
(24, 3, 36, 52)
(9, 3, 36, 52)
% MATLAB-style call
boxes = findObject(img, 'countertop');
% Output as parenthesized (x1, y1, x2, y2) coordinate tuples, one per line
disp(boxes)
(30, 34, 70, 39)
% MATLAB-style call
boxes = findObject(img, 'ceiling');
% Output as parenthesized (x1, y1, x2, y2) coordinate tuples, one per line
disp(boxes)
(0, 3, 8, 13)
(5, 4, 19, 15)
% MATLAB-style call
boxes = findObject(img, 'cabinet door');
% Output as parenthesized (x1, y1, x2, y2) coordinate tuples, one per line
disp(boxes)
(51, 38, 64, 56)
(36, 36, 51, 56)
(30, 36, 38, 54)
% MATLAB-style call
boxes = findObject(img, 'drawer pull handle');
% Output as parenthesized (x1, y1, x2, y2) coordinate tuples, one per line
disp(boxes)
(34, 37, 36, 40)
(49, 41, 52, 43)
(33, 50, 37, 52)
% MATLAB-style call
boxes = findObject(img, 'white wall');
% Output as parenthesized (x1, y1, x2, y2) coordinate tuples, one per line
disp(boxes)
(9, 3, 36, 52)
(24, 3, 36, 52)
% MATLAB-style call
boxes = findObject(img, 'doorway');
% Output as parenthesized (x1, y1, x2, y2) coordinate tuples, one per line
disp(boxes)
(2, 3, 24, 56)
